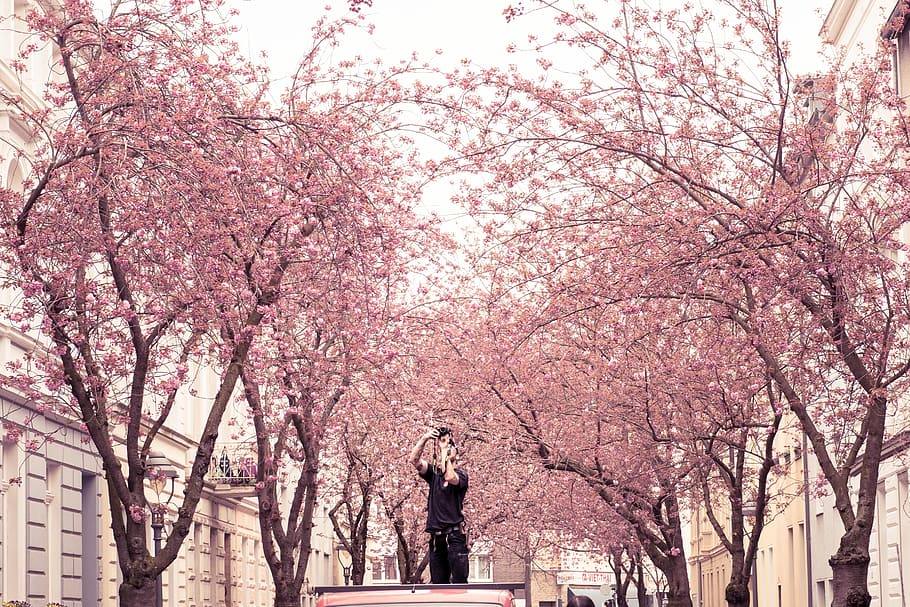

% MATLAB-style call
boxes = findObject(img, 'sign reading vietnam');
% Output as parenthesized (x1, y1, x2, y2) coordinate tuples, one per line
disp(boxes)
(555, 571, 612, 585)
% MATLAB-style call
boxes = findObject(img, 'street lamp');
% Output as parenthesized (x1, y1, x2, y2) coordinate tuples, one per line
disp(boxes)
(146, 451, 178, 607)
(337, 545, 353, 586)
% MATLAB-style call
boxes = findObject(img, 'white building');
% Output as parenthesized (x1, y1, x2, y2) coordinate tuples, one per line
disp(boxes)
(810, 3, 910, 606)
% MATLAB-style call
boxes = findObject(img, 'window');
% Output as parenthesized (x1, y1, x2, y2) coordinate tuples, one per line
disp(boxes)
(189, 523, 203, 605)
(312, 549, 321, 582)
(47, 463, 61, 604)
(899, 472, 910, 601)
(372, 555, 399, 582)
(875, 481, 888, 597)
(81, 472, 100, 607)
(897, 22, 910, 97)
(2, 439, 23, 600)
(324, 552, 330, 586)
(469, 554, 493, 581)
(384, 555, 397, 581)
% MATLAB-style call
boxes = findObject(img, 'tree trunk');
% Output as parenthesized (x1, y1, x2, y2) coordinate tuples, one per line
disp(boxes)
(830, 543, 871, 607)
(637, 520, 691, 607)
(724, 581, 749, 607)
(119, 577, 157, 607)
(274, 583, 302, 607)
(665, 594, 692, 607)
(635, 563, 648, 607)
(826, 397, 883, 607)
(664, 554, 693, 607)
(615, 573, 630, 607)
(609, 551, 630, 607)
(407, 548, 430, 583)
(725, 554, 750, 607)
(352, 555, 367, 585)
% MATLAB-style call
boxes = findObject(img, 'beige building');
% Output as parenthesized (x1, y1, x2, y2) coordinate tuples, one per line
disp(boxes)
(508, 540, 658, 607)
(753, 442, 809, 607)
(688, 434, 809, 607)
(95, 424, 337, 607)
(689, 506, 729, 607)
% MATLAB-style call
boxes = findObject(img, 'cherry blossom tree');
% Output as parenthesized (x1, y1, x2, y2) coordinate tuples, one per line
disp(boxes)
(328, 424, 380, 586)
(687, 381, 783, 607)
(0, 1, 318, 604)
(602, 319, 785, 607)
(343, 307, 559, 585)
(608, 543, 644, 607)
(325, 399, 432, 585)
(469, 307, 695, 606)
(380, 480, 431, 583)
(240, 320, 350, 605)
(384, 292, 680, 600)
(438, 2, 910, 605)
(231, 24, 437, 601)
(635, 326, 785, 607)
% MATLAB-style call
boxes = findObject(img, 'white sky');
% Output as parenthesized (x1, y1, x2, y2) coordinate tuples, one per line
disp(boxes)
(229, 0, 833, 82)
(226, 0, 834, 233)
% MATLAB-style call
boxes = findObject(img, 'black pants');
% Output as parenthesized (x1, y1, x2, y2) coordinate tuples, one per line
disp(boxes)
(429, 529, 469, 583)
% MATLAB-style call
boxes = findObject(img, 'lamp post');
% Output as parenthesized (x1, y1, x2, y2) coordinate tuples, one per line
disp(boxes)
(146, 451, 178, 607)
(337, 545, 353, 586)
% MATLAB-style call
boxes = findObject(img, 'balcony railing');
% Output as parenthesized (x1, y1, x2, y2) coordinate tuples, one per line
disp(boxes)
(208, 443, 258, 487)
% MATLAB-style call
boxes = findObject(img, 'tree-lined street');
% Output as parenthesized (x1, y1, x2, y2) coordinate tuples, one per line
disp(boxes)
(0, 2, 907, 607)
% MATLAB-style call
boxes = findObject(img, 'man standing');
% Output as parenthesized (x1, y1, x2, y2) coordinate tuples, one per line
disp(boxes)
(409, 427, 469, 583)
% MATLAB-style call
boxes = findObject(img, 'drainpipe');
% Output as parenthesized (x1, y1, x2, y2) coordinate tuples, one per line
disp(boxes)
(751, 558, 758, 607)
(802, 431, 814, 607)
(525, 544, 533, 607)
(696, 510, 703, 607)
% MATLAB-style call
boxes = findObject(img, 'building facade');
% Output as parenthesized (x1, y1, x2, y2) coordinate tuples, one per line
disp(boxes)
(2, 298, 337, 605)
(506, 541, 659, 607)
(0, 379, 103, 606)
(687, 432, 809, 607)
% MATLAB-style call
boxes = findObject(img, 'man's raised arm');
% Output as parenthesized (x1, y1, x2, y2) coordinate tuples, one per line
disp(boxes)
(409, 429, 437, 475)
(443, 447, 461, 485)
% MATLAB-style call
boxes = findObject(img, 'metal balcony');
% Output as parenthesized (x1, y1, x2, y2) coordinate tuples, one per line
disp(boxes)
(206, 443, 258, 498)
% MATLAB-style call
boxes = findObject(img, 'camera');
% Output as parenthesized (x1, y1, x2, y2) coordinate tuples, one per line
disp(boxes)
(436, 427, 456, 450)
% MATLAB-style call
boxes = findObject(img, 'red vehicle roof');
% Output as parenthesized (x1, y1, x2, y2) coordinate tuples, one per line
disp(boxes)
(316, 587, 514, 607)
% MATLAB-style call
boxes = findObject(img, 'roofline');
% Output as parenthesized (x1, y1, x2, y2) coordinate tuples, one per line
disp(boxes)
(821, 0, 857, 43)
(850, 429, 910, 476)
(882, 0, 910, 38)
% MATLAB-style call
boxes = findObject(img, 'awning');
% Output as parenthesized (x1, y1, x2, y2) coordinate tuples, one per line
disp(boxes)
(568, 585, 613, 607)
